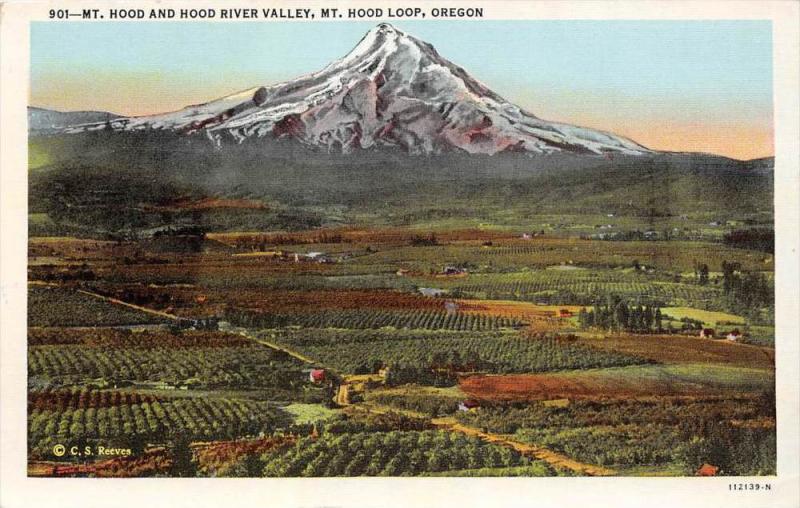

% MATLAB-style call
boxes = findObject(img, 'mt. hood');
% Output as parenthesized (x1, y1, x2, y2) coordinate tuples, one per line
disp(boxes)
(53, 23, 650, 157)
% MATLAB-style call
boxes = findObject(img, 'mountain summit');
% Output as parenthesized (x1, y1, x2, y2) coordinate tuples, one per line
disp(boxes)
(54, 23, 650, 156)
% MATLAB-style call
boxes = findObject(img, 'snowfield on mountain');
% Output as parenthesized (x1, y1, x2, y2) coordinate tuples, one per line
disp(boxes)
(52, 23, 650, 156)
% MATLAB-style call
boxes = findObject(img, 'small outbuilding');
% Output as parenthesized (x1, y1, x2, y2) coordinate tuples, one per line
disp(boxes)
(700, 328, 716, 339)
(443, 265, 466, 275)
(458, 399, 481, 412)
(419, 287, 446, 297)
(696, 463, 720, 476)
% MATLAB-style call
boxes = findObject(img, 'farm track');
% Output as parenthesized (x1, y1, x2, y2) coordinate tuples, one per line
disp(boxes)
(227, 327, 322, 367)
(348, 401, 614, 476)
(75, 288, 181, 322)
(435, 420, 617, 477)
(335, 384, 350, 406)
(70, 287, 323, 367)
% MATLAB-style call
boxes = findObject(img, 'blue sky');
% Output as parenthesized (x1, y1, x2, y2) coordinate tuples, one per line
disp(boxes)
(30, 20, 774, 159)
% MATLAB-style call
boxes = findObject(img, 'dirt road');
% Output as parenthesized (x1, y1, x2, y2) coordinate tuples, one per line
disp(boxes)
(73, 287, 322, 366)
(348, 401, 615, 476)
(76, 288, 181, 321)
(433, 418, 616, 476)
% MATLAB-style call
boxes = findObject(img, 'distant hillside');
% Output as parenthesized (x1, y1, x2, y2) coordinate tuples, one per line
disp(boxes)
(28, 107, 120, 133)
(28, 130, 773, 236)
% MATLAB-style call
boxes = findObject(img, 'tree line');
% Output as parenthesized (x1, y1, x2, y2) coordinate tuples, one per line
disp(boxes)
(577, 295, 664, 333)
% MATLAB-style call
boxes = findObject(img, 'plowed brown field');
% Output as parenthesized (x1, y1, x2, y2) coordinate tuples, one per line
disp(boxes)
(576, 334, 774, 369)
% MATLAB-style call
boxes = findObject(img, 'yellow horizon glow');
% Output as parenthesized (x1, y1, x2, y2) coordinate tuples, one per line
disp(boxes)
(559, 116, 774, 161)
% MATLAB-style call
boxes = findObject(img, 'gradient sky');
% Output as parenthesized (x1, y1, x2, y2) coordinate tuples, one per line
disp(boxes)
(30, 20, 773, 160)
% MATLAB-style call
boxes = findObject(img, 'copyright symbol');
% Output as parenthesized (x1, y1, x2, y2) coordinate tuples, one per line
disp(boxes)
(53, 444, 65, 457)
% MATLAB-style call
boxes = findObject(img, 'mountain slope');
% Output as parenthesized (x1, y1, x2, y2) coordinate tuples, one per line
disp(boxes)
(50, 23, 650, 157)
(28, 107, 120, 133)
(27, 127, 772, 236)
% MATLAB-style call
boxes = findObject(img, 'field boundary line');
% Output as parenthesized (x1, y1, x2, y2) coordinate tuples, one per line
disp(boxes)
(72, 288, 324, 367)
(75, 288, 181, 321)
(226, 326, 321, 367)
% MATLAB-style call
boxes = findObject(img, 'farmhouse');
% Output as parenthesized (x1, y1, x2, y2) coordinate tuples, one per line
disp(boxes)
(726, 329, 742, 342)
(700, 328, 716, 339)
(299, 251, 333, 263)
(419, 287, 446, 297)
(309, 369, 326, 383)
(173, 317, 219, 331)
(458, 399, 480, 412)
(443, 265, 466, 275)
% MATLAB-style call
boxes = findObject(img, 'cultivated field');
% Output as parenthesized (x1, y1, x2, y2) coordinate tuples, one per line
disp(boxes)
(459, 364, 774, 401)
(26, 228, 775, 477)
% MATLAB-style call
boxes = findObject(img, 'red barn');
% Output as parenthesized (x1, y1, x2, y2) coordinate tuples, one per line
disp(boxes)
(696, 463, 720, 476)
(309, 369, 326, 383)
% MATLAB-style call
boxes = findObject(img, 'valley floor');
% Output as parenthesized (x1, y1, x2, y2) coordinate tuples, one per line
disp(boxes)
(26, 230, 775, 477)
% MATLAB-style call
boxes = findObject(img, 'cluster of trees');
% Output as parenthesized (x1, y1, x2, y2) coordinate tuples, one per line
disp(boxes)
(721, 261, 772, 315)
(28, 344, 320, 398)
(591, 230, 663, 242)
(28, 388, 161, 412)
(355, 349, 489, 376)
(370, 393, 462, 418)
(28, 265, 97, 282)
(516, 424, 682, 467)
(226, 307, 522, 332)
(231, 232, 346, 251)
(28, 287, 164, 327)
(322, 412, 433, 434)
(577, 296, 664, 333)
(28, 396, 291, 459)
(409, 234, 439, 246)
(27, 328, 250, 348)
(693, 262, 711, 285)
(455, 394, 776, 474)
(451, 276, 716, 308)
(680, 420, 776, 475)
(382, 363, 459, 387)
(723, 229, 774, 253)
(260, 430, 531, 477)
(274, 330, 646, 380)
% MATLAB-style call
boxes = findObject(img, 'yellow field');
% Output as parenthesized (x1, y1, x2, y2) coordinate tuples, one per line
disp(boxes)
(457, 299, 583, 330)
(662, 307, 745, 326)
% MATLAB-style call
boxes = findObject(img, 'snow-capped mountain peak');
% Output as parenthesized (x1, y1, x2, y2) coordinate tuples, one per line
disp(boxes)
(55, 23, 650, 156)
